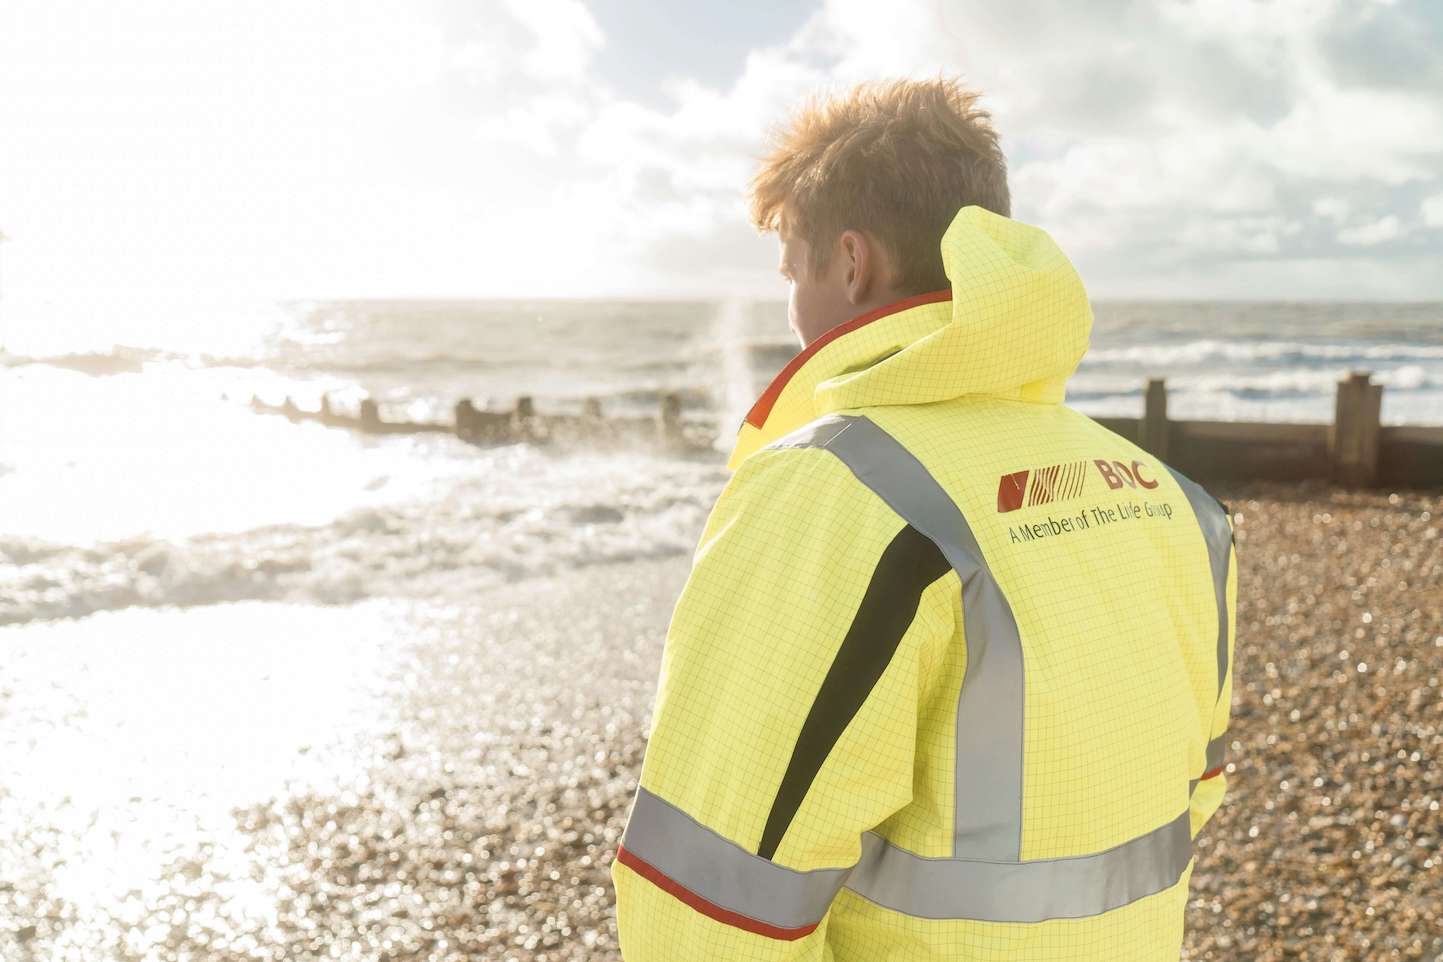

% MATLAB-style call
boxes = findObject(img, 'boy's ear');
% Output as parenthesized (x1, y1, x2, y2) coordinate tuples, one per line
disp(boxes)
(840, 229, 873, 305)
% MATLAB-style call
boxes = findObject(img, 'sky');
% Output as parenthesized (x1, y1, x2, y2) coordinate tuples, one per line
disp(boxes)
(1, 0, 1441, 303)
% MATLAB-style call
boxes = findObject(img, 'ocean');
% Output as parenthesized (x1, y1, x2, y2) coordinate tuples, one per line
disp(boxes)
(2, 297, 1442, 628)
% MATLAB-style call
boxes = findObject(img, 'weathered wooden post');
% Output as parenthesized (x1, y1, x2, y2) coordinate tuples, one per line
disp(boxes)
(1329, 370, 1383, 488)
(1139, 378, 1169, 460)
(576, 396, 609, 447)
(454, 398, 477, 441)
(359, 398, 382, 433)
(319, 394, 335, 422)
(658, 392, 683, 449)
(513, 396, 536, 442)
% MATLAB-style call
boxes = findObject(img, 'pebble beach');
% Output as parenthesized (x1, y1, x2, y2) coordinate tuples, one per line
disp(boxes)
(2, 476, 1440, 962)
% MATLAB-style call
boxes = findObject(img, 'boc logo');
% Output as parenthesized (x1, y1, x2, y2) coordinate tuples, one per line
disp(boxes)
(1094, 459, 1159, 491)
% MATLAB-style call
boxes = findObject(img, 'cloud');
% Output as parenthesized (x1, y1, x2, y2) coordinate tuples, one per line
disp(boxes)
(1423, 192, 1443, 228)
(499, 0, 603, 82)
(661, 0, 1443, 297)
(1337, 214, 1404, 246)
(2, 0, 1439, 300)
(1313, 196, 1352, 222)
(0, 0, 638, 299)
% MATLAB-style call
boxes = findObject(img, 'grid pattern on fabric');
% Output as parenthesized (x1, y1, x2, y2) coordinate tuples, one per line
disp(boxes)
(786, 399, 1230, 961)
(786, 565, 961, 864)
(815, 207, 1092, 416)
(825, 861, 1193, 962)
(612, 403, 1232, 961)
(729, 301, 952, 471)
(873, 569, 966, 856)
(613, 443, 962, 959)
(635, 445, 956, 867)
(1189, 768, 1229, 841)
(612, 858, 841, 962)
(870, 399, 1225, 859)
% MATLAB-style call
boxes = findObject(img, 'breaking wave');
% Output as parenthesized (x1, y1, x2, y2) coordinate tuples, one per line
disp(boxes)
(0, 481, 714, 626)
(1085, 339, 1443, 367)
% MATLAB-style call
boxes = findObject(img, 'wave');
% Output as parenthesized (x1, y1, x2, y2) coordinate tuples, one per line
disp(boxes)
(1085, 339, 1443, 367)
(275, 352, 507, 375)
(1169, 364, 1439, 396)
(0, 345, 288, 376)
(15, 334, 1441, 387)
(0, 346, 166, 376)
(1070, 363, 1443, 398)
(0, 474, 717, 627)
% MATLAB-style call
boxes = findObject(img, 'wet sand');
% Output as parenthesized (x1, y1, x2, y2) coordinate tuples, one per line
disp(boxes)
(2, 478, 1441, 961)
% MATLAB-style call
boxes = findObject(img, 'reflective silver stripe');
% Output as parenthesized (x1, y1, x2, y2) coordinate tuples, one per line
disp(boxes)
(1206, 733, 1227, 773)
(1164, 465, 1232, 697)
(621, 785, 849, 930)
(1165, 465, 1233, 779)
(845, 808, 1193, 923)
(770, 413, 1025, 861)
(622, 784, 1195, 928)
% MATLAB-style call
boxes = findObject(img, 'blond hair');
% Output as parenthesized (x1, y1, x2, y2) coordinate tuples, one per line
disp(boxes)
(748, 75, 1010, 294)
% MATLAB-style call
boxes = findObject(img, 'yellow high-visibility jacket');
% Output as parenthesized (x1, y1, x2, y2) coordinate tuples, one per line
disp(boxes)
(610, 205, 1238, 961)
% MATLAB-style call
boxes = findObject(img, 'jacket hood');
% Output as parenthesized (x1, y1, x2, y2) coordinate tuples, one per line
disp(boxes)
(726, 205, 1093, 472)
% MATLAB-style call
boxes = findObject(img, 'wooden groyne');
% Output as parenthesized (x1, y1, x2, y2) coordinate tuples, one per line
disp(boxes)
(247, 392, 717, 456)
(246, 369, 1443, 489)
(1104, 370, 1443, 490)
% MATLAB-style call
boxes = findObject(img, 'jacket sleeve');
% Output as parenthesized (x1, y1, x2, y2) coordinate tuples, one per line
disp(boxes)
(610, 446, 958, 960)
(1189, 505, 1237, 840)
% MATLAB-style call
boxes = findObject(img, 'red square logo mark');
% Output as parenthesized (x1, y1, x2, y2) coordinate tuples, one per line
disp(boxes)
(997, 470, 1029, 513)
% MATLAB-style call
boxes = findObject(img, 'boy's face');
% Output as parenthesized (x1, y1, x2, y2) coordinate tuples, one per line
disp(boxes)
(778, 228, 855, 350)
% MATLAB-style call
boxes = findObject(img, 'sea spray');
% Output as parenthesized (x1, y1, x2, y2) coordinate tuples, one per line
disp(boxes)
(712, 296, 757, 454)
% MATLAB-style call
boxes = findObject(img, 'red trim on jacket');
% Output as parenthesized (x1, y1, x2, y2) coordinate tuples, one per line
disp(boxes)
(1200, 765, 1225, 780)
(742, 288, 953, 430)
(614, 843, 821, 942)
